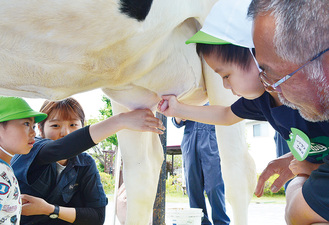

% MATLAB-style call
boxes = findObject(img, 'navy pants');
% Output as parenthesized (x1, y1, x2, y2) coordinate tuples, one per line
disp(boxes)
(179, 120, 230, 225)
(274, 131, 292, 190)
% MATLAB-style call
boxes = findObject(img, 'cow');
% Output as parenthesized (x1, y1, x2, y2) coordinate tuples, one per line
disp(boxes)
(0, 0, 257, 224)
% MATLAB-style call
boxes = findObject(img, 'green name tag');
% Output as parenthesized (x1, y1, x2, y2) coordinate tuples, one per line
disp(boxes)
(287, 128, 311, 161)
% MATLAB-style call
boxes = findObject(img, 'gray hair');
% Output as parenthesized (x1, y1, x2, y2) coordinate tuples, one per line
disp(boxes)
(248, 0, 329, 80)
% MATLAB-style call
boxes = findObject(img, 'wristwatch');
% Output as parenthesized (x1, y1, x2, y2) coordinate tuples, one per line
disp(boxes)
(49, 205, 59, 219)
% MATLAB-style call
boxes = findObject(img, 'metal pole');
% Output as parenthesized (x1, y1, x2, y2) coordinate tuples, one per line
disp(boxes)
(153, 113, 167, 225)
(171, 155, 174, 176)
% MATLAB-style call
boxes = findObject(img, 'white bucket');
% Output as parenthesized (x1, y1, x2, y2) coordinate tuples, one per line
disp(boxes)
(166, 208, 203, 225)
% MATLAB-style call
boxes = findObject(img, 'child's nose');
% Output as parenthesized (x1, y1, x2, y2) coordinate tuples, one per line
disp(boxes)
(223, 79, 231, 90)
(30, 128, 36, 137)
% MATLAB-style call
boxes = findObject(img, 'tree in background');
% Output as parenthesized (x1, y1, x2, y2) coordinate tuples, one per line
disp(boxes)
(87, 96, 118, 174)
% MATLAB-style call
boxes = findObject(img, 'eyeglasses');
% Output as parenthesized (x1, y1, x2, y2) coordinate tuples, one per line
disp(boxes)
(259, 47, 329, 92)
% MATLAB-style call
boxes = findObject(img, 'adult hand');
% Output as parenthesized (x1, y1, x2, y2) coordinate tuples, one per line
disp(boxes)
(90, 108, 165, 144)
(173, 117, 186, 125)
(120, 108, 165, 134)
(21, 194, 53, 216)
(255, 152, 295, 197)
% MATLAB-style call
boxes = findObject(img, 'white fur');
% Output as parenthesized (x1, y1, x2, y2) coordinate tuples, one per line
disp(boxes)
(0, 0, 256, 224)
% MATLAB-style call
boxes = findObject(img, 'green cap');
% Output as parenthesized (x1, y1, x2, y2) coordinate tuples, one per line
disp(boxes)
(0, 96, 47, 123)
(185, 31, 230, 45)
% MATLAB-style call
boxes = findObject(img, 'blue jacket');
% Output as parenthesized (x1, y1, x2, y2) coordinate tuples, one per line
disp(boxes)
(11, 137, 107, 224)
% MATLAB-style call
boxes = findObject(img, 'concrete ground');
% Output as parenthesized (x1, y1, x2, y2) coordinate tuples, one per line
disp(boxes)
(105, 199, 286, 225)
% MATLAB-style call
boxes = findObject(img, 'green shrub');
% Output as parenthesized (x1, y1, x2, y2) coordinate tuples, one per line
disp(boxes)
(99, 172, 115, 194)
(259, 174, 286, 196)
(166, 175, 184, 195)
(97, 163, 105, 173)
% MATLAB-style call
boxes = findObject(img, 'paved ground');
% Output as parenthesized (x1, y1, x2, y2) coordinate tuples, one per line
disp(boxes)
(105, 199, 286, 225)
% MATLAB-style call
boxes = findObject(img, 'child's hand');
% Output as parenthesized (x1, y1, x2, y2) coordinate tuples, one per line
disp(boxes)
(157, 95, 180, 117)
(21, 194, 53, 216)
(158, 99, 169, 112)
(289, 158, 322, 176)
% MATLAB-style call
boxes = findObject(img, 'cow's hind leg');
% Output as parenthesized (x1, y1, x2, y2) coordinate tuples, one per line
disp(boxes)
(215, 123, 256, 225)
(111, 101, 164, 225)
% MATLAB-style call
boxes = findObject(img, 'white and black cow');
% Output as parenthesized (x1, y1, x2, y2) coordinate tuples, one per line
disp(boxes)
(0, 0, 256, 224)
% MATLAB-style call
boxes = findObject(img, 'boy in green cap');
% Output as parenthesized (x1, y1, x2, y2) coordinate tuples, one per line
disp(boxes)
(0, 96, 47, 224)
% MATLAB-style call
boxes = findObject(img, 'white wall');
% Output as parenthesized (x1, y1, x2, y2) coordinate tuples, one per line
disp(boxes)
(245, 120, 277, 173)
(167, 118, 278, 174)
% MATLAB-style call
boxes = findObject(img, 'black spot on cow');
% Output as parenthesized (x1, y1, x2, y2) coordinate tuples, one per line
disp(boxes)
(119, 0, 153, 21)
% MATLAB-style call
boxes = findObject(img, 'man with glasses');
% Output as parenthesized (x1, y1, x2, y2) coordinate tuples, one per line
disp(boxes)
(248, 1, 329, 224)
(248, 0, 329, 123)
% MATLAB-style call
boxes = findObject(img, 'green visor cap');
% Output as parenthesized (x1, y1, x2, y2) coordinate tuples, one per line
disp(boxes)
(0, 96, 47, 123)
(185, 31, 231, 45)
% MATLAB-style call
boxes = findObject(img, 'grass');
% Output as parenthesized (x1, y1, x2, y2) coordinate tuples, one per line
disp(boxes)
(165, 193, 286, 204)
(251, 195, 286, 204)
(166, 192, 189, 203)
(106, 192, 189, 203)
(106, 178, 286, 205)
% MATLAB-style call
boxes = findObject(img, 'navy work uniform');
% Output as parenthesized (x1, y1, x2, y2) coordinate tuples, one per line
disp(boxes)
(172, 118, 230, 225)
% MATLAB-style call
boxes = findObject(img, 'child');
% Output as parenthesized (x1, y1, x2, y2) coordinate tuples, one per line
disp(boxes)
(0, 96, 47, 224)
(158, 0, 329, 193)
(11, 97, 164, 224)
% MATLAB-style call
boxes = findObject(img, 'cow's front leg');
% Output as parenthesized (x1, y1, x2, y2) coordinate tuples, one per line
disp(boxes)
(112, 101, 164, 225)
(204, 63, 257, 225)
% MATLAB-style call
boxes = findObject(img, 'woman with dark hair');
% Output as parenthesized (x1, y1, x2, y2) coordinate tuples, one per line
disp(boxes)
(11, 97, 164, 225)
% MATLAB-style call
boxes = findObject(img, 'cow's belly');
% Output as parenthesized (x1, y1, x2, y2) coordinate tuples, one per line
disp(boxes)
(102, 79, 207, 111)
